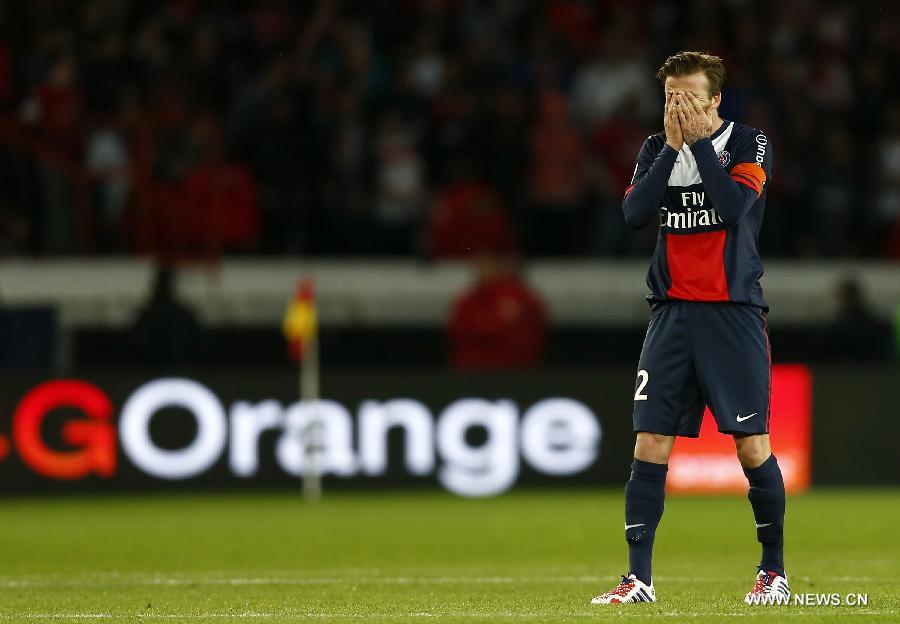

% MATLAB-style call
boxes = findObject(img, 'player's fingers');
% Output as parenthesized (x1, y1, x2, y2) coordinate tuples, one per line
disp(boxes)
(688, 93, 706, 116)
(692, 95, 709, 120)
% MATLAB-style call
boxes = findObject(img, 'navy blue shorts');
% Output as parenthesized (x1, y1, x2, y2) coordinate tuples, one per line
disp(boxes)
(632, 301, 771, 437)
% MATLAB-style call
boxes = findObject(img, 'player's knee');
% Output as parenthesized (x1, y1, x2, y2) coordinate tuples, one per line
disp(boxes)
(634, 432, 675, 463)
(734, 434, 770, 468)
(737, 446, 768, 468)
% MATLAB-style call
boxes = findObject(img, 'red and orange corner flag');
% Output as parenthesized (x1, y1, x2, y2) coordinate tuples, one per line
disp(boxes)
(282, 277, 317, 362)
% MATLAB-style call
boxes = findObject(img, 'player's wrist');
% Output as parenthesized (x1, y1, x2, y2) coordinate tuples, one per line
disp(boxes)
(687, 135, 712, 148)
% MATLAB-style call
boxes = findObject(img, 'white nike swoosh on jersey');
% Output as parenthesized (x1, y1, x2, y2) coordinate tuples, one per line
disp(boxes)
(736, 412, 758, 422)
(755, 522, 772, 528)
(625, 523, 646, 530)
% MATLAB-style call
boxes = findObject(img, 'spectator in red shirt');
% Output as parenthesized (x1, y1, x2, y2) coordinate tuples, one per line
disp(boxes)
(526, 90, 588, 256)
(447, 254, 547, 370)
(136, 115, 260, 257)
(183, 116, 260, 254)
(21, 53, 85, 155)
(428, 162, 515, 259)
(184, 160, 259, 253)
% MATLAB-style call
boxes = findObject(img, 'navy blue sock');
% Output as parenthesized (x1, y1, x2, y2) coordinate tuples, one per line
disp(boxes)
(744, 454, 786, 576)
(625, 459, 668, 585)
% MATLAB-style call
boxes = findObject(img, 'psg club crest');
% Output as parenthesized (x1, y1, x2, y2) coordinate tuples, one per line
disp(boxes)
(718, 150, 731, 167)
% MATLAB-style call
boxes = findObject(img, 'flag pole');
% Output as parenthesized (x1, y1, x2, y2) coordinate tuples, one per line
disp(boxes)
(284, 276, 321, 502)
(301, 315, 321, 503)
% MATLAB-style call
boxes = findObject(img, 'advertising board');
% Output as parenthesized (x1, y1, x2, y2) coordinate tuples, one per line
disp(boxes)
(0, 366, 812, 495)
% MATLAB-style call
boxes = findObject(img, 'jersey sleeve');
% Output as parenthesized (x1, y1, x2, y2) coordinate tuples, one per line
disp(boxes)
(622, 136, 678, 229)
(625, 138, 657, 194)
(728, 129, 773, 197)
(692, 126, 773, 224)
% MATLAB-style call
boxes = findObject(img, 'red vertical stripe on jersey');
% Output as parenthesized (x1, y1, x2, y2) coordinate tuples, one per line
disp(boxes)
(666, 231, 729, 301)
(760, 308, 773, 432)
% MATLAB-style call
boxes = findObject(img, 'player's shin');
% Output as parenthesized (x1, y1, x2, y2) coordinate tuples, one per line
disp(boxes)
(624, 459, 668, 585)
(744, 454, 786, 576)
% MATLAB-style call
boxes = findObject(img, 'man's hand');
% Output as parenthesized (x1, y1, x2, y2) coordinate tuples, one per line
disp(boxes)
(664, 91, 683, 151)
(676, 92, 713, 145)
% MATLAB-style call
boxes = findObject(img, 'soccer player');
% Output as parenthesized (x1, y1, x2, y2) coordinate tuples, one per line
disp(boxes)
(591, 52, 788, 605)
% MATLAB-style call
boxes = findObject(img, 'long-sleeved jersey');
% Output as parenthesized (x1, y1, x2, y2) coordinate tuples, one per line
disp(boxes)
(623, 120, 773, 309)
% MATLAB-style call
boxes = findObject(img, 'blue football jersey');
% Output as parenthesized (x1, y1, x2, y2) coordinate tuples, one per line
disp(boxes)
(625, 121, 773, 309)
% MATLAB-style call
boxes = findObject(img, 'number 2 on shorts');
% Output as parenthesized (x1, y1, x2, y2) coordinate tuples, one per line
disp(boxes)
(634, 369, 649, 401)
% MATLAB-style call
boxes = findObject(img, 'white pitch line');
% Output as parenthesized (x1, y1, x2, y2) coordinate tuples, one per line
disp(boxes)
(0, 575, 600, 589)
(0, 574, 884, 590)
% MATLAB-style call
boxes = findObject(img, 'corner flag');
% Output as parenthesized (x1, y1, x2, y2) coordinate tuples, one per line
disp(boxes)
(283, 277, 317, 363)
(282, 276, 321, 501)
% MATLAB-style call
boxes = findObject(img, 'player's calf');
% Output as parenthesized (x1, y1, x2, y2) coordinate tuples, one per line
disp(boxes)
(742, 453, 786, 577)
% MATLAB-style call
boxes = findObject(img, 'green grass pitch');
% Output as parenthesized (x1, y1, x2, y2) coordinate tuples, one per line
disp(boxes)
(0, 489, 897, 623)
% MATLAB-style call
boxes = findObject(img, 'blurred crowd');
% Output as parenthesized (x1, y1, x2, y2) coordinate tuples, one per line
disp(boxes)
(0, 0, 899, 259)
